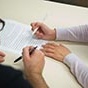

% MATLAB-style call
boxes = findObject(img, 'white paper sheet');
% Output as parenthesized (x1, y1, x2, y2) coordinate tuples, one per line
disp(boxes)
(0, 19, 47, 53)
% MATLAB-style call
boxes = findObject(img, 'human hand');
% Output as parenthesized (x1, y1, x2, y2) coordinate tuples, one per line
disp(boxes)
(31, 22, 56, 40)
(22, 46, 45, 77)
(0, 51, 6, 63)
(41, 43, 71, 62)
(23, 46, 48, 88)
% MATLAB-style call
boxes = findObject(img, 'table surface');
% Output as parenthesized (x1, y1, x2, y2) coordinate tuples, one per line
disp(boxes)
(0, 0, 88, 88)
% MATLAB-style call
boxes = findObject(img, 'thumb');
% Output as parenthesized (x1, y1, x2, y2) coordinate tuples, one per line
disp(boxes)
(22, 46, 31, 63)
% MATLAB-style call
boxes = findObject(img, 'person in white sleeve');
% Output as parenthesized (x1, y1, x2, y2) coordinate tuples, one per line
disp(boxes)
(31, 22, 88, 88)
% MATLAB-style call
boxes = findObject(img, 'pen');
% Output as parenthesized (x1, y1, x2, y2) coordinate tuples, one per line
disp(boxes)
(32, 27, 38, 35)
(14, 46, 37, 63)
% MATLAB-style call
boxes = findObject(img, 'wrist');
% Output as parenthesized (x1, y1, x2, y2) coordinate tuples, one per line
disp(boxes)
(62, 52, 71, 62)
(50, 29, 56, 40)
(25, 71, 42, 80)
(26, 72, 42, 78)
(26, 73, 48, 88)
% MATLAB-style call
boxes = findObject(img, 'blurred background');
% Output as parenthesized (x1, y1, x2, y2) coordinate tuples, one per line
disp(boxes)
(47, 0, 88, 7)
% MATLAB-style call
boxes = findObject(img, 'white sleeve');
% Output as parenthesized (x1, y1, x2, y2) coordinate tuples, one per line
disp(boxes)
(63, 53, 88, 88)
(56, 24, 88, 42)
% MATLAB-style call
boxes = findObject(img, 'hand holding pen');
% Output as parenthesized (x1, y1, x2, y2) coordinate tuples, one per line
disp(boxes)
(22, 46, 45, 87)
(14, 46, 37, 63)
(31, 22, 56, 40)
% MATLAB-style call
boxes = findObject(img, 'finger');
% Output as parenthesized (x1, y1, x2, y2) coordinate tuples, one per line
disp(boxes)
(41, 49, 54, 58)
(0, 57, 5, 63)
(35, 31, 42, 36)
(36, 33, 44, 39)
(31, 23, 35, 31)
(0, 51, 5, 63)
(41, 47, 54, 53)
(31, 22, 41, 31)
(45, 53, 55, 59)
(34, 30, 44, 39)
(31, 22, 37, 31)
(42, 44, 55, 49)
(22, 46, 30, 58)
(58, 44, 67, 51)
(40, 49, 45, 54)
(22, 46, 33, 62)
(0, 51, 6, 57)
(31, 22, 37, 27)
(42, 42, 59, 49)
(59, 44, 68, 49)
(45, 42, 59, 47)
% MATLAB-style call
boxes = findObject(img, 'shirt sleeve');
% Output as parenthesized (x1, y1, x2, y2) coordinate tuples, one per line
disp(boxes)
(55, 24, 88, 42)
(0, 65, 33, 88)
(63, 53, 88, 88)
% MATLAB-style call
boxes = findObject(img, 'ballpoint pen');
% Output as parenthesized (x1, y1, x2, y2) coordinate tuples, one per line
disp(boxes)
(14, 46, 37, 63)
(32, 27, 39, 35)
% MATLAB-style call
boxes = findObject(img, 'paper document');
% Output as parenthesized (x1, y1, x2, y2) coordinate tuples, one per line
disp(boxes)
(0, 19, 47, 53)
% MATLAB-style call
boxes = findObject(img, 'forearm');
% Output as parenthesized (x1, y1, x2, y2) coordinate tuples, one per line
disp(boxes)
(64, 53, 88, 88)
(56, 24, 88, 42)
(26, 73, 49, 88)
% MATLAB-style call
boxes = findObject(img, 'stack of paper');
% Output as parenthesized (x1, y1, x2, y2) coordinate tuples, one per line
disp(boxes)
(0, 19, 47, 54)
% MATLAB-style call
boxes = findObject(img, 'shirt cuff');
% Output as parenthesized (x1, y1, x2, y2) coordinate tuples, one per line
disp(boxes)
(55, 27, 68, 40)
(63, 53, 80, 68)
